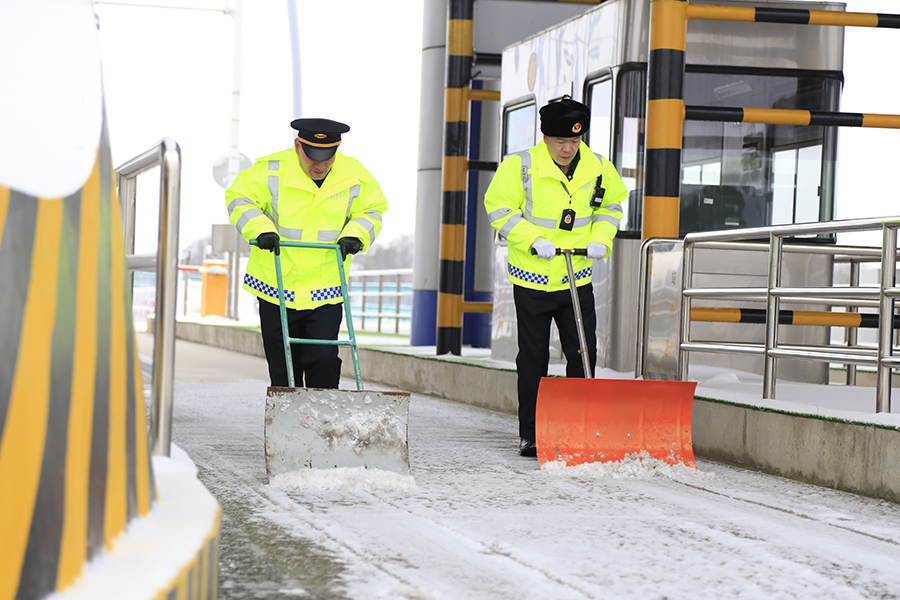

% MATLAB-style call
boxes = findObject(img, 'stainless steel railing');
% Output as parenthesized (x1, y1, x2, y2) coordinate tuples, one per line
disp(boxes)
(118, 138, 181, 456)
(347, 268, 413, 334)
(677, 216, 900, 413)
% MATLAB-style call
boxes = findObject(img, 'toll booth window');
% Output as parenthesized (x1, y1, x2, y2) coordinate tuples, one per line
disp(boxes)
(680, 71, 839, 236)
(503, 104, 536, 156)
(587, 78, 613, 156)
(613, 68, 839, 236)
(612, 69, 647, 233)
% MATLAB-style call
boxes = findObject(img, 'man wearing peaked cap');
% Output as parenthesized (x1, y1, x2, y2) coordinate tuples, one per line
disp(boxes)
(291, 117, 350, 161)
(225, 117, 387, 389)
(483, 95, 628, 457)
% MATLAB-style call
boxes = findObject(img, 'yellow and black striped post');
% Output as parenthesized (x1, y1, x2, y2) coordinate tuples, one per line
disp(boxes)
(0, 127, 156, 599)
(436, 0, 474, 356)
(643, 0, 688, 241)
(686, 3, 900, 29)
(684, 105, 900, 130)
(644, 2, 900, 242)
(691, 307, 894, 329)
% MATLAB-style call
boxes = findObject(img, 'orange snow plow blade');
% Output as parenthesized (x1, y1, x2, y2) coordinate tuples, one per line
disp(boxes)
(535, 378, 698, 468)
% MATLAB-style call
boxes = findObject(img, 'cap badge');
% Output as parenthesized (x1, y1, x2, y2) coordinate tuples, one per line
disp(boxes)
(314, 133, 327, 139)
(572, 122, 582, 134)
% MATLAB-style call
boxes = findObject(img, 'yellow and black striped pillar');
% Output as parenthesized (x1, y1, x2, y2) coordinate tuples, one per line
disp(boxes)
(691, 307, 895, 329)
(0, 119, 156, 600)
(436, 0, 474, 356)
(642, 0, 688, 242)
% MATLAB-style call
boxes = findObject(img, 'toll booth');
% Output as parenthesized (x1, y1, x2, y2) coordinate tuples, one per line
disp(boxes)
(492, 0, 844, 383)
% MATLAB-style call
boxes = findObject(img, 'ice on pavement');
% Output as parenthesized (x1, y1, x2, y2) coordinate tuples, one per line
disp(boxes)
(540, 451, 715, 480)
(270, 451, 714, 495)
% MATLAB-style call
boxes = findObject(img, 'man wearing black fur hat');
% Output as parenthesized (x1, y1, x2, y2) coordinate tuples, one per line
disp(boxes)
(226, 118, 386, 389)
(484, 96, 627, 457)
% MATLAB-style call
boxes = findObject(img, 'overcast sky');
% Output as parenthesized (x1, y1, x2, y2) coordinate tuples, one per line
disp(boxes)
(94, 0, 425, 254)
(92, 0, 900, 254)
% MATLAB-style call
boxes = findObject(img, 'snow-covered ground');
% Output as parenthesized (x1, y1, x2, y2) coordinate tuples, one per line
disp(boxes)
(153, 337, 900, 600)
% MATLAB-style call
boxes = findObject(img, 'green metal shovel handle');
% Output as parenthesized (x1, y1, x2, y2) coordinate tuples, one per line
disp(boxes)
(250, 238, 362, 390)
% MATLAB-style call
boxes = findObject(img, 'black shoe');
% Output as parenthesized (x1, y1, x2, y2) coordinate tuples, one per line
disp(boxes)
(519, 438, 537, 457)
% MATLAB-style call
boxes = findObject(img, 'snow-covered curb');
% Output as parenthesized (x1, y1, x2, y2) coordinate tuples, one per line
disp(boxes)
(48, 445, 220, 600)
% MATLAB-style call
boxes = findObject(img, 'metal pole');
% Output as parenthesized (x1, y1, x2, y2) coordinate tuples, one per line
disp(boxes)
(182, 269, 189, 317)
(679, 240, 694, 382)
(763, 233, 784, 399)
(376, 275, 383, 334)
(116, 138, 182, 457)
(563, 250, 592, 379)
(226, 0, 243, 320)
(846, 259, 860, 385)
(287, 0, 302, 119)
(876, 225, 896, 413)
(395, 273, 402, 334)
(635, 239, 651, 378)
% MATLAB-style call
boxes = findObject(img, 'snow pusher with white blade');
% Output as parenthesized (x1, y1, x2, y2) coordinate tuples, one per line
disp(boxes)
(532, 249, 697, 468)
(254, 240, 410, 479)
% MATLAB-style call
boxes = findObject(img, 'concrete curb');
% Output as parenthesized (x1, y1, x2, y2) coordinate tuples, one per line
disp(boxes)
(173, 322, 900, 503)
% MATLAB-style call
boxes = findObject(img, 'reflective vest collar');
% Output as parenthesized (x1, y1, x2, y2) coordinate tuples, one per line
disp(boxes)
(280, 150, 359, 195)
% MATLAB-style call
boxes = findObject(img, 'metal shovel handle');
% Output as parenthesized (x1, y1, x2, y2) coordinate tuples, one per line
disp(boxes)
(530, 247, 593, 378)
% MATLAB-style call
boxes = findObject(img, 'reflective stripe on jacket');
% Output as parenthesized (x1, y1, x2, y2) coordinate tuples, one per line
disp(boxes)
(483, 141, 626, 292)
(225, 148, 386, 310)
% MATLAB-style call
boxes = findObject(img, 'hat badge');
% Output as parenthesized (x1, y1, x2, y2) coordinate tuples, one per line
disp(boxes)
(572, 122, 582, 134)
(314, 133, 327, 139)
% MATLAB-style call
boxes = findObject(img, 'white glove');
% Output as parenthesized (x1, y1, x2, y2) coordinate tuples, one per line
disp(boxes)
(532, 238, 556, 260)
(586, 242, 607, 260)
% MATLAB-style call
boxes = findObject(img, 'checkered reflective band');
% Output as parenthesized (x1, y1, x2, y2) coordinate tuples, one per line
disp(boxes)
(244, 273, 295, 302)
(562, 267, 592, 284)
(311, 286, 343, 302)
(508, 263, 549, 286)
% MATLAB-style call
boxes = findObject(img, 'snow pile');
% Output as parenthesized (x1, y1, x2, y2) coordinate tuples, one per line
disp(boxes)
(270, 466, 417, 492)
(540, 451, 715, 480)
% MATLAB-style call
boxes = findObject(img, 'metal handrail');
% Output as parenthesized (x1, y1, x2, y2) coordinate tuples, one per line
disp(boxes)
(678, 215, 900, 413)
(347, 268, 413, 334)
(118, 138, 181, 456)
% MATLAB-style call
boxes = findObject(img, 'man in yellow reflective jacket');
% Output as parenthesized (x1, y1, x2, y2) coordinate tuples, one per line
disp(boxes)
(226, 118, 386, 388)
(484, 97, 627, 456)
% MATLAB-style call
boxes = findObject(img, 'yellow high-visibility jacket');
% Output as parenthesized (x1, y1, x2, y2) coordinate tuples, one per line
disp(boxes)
(225, 148, 386, 310)
(483, 141, 626, 292)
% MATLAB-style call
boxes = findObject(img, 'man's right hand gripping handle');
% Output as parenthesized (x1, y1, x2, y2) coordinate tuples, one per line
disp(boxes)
(256, 232, 280, 255)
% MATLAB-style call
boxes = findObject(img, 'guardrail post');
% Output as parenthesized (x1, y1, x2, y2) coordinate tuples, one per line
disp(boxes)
(678, 240, 694, 381)
(763, 233, 784, 399)
(876, 225, 897, 412)
(377, 275, 384, 333)
(846, 259, 860, 385)
(395, 273, 402, 334)
(117, 138, 181, 457)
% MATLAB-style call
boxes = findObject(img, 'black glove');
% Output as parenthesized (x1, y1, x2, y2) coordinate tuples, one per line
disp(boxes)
(338, 237, 362, 260)
(256, 232, 280, 255)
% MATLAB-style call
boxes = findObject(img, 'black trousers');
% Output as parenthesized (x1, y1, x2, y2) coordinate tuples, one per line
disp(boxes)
(258, 299, 343, 388)
(513, 283, 597, 442)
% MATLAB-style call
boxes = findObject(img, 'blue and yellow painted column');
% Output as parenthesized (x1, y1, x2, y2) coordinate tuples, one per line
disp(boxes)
(436, 0, 474, 356)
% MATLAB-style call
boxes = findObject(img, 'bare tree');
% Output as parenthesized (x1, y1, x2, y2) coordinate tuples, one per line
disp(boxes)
(354, 234, 414, 270)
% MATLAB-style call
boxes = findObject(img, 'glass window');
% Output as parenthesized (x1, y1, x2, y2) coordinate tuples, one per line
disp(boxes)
(612, 69, 647, 233)
(613, 67, 840, 237)
(587, 77, 613, 156)
(503, 103, 536, 157)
